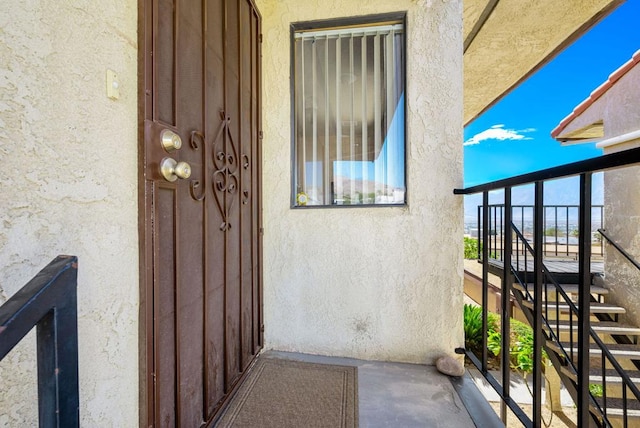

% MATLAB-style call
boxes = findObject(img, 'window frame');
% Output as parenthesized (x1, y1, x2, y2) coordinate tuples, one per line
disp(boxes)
(289, 12, 408, 209)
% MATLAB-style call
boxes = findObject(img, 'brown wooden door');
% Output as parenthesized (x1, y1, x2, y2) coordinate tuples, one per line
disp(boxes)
(140, 0, 262, 425)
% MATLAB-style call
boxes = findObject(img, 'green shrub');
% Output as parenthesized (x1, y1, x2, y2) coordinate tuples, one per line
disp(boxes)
(463, 304, 498, 356)
(589, 383, 603, 398)
(487, 331, 502, 357)
(463, 309, 548, 376)
(510, 327, 534, 373)
(464, 237, 481, 259)
(508, 319, 547, 374)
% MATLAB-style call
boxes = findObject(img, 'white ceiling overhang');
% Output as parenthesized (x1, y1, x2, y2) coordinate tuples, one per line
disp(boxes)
(463, 0, 624, 125)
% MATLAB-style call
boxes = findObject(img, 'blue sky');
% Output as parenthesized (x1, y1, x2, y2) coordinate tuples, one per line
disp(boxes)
(463, 0, 640, 187)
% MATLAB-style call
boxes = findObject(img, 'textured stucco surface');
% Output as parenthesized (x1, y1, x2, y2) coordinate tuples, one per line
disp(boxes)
(256, 0, 464, 364)
(463, 0, 619, 124)
(604, 165, 640, 328)
(0, 1, 139, 425)
(597, 65, 640, 327)
(558, 63, 640, 327)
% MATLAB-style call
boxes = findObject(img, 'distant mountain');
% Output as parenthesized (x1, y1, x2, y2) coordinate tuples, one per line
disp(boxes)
(333, 175, 397, 195)
(463, 172, 604, 223)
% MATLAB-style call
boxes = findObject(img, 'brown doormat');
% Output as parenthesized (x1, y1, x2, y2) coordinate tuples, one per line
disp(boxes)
(216, 357, 358, 428)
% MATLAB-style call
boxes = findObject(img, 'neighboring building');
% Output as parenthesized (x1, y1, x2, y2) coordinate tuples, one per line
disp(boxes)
(0, 0, 623, 425)
(552, 49, 640, 326)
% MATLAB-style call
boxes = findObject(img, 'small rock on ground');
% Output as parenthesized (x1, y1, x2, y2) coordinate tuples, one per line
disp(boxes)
(436, 356, 465, 377)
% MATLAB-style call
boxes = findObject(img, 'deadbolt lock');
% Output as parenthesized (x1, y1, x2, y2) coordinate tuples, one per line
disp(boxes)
(160, 157, 191, 182)
(161, 129, 182, 152)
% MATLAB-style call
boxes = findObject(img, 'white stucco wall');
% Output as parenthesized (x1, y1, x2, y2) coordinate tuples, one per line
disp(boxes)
(560, 61, 640, 327)
(604, 165, 640, 327)
(0, 1, 139, 426)
(598, 65, 640, 327)
(256, 0, 464, 364)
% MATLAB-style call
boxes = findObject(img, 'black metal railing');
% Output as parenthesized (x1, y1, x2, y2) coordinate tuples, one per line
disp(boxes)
(599, 228, 640, 272)
(454, 146, 640, 427)
(476, 204, 604, 261)
(0, 256, 79, 427)
(511, 222, 640, 427)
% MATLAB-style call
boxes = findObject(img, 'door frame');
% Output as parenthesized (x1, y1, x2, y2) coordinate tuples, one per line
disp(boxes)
(137, 0, 153, 425)
(136, 0, 264, 425)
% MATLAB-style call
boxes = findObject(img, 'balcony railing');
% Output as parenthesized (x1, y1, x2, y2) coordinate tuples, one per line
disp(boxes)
(0, 256, 79, 427)
(455, 146, 640, 427)
(477, 204, 604, 261)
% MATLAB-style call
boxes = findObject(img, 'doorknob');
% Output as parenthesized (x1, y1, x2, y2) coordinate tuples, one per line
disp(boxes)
(160, 157, 191, 182)
(161, 129, 182, 152)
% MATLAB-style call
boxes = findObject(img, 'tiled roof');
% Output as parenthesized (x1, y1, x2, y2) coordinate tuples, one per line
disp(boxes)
(551, 49, 640, 139)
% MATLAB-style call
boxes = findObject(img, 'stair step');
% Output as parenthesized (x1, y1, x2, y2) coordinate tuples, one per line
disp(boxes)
(521, 300, 626, 314)
(546, 342, 640, 360)
(514, 282, 609, 296)
(546, 320, 640, 337)
(594, 397, 640, 419)
(560, 366, 640, 385)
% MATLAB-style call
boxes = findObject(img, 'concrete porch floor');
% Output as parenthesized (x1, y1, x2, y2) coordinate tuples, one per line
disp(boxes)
(264, 350, 501, 427)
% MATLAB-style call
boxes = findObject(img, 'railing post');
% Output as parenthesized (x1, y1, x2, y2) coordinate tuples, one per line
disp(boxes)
(477, 204, 482, 259)
(500, 205, 503, 260)
(0, 256, 79, 428)
(482, 191, 490, 373)
(501, 187, 512, 422)
(36, 260, 79, 428)
(578, 173, 592, 426)
(600, 205, 604, 257)
(545, 359, 563, 412)
(533, 181, 543, 427)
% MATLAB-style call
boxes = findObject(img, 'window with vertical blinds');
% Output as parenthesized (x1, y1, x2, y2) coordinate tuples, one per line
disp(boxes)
(292, 18, 406, 207)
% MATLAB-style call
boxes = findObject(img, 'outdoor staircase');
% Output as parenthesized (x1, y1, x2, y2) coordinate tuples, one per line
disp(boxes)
(507, 265, 640, 426)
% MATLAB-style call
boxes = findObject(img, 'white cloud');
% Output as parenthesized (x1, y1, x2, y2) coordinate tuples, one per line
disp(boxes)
(464, 124, 536, 146)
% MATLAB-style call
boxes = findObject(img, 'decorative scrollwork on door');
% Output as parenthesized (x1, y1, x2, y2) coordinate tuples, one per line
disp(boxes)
(189, 131, 207, 201)
(242, 154, 250, 205)
(212, 113, 238, 231)
(189, 111, 250, 232)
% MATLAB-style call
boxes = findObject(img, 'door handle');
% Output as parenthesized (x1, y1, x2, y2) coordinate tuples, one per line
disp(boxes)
(160, 157, 191, 182)
(161, 129, 182, 152)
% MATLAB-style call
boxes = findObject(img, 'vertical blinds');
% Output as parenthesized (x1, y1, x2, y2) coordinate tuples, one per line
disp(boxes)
(294, 22, 405, 205)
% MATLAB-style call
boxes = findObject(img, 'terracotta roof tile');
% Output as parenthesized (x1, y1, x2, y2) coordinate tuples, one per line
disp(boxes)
(551, 49, 640, 139)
